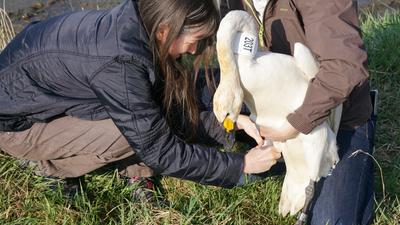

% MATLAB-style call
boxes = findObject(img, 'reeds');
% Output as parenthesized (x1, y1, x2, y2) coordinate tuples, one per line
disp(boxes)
(0, 6, 15, 51)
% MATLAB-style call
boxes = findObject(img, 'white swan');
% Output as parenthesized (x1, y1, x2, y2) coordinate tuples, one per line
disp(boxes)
(213, 10, 342, 216)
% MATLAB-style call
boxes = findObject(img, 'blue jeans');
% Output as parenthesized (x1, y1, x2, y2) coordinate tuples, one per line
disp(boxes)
(309, 120, 375, 225)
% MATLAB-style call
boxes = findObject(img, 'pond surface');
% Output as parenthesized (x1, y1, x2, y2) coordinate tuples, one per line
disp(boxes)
(3, 0, 121, 32)
(2, 0, 399, 33)
(3, 0, 120, 12)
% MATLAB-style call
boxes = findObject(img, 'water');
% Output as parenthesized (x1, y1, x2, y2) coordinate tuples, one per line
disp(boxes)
(2, 0, 120, 13)
(359, 0, 373, 7)
(2, 0, 375, 12)
(2, 0, 43, 12)
(2, 0, 121, 32)
(1, 0, 394, 33)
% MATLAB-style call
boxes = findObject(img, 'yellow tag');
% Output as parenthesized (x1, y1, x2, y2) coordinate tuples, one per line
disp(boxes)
(223, 117, 235, 133)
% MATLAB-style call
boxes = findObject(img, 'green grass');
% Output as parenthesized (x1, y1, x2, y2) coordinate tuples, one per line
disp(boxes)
(1, 9, 400, 225)
(360, 10, 400, 224)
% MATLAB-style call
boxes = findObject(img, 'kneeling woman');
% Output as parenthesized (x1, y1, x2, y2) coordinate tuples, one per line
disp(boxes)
(0, 0, 280, 196)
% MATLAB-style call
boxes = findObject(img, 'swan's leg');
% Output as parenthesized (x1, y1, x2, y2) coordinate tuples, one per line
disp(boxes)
(294, 180, 316, 225)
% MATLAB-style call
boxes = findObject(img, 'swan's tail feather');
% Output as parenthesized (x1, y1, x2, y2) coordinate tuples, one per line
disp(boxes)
(293, 42, 319, 80)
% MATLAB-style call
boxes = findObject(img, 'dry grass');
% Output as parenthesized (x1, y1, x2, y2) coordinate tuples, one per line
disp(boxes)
(0, 7, 15, 51)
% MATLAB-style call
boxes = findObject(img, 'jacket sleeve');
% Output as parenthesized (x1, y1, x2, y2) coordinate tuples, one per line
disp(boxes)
(89, 58, 244, 188)
(196, 111, 235, 147)
(287, 0, 369, 134)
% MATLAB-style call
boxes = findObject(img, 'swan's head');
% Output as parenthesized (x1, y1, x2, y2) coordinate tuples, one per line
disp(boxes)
(213, 10, 257, 132)
(213, 80, 244, 132)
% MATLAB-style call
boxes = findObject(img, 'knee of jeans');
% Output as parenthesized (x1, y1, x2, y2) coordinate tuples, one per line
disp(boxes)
(349, 125, 373, 155)
(367, 120, 376, 151)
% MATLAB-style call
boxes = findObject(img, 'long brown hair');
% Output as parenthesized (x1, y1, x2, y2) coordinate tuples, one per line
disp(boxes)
(138, 0, 219, 138)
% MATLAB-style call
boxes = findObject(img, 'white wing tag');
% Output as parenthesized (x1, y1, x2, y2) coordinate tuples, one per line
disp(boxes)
(233, 32, 258, 57)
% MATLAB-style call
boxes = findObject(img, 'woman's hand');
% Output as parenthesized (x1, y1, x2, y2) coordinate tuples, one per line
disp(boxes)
(243, 145, 282, 174)
(259, 120, 299, 142)
(236, 114, 263, 146)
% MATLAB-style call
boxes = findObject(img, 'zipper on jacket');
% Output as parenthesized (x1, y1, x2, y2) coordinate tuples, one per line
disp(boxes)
(243, 0, 266, 49)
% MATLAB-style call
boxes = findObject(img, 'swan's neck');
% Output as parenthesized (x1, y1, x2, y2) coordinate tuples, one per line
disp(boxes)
(232, 32, 258, 57)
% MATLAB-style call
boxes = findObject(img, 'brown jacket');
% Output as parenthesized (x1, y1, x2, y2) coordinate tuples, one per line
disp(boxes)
(221, 0, 372, 133)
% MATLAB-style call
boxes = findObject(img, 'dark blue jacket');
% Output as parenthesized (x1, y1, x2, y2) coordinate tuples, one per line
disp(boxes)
(0, 0, 244, 187)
